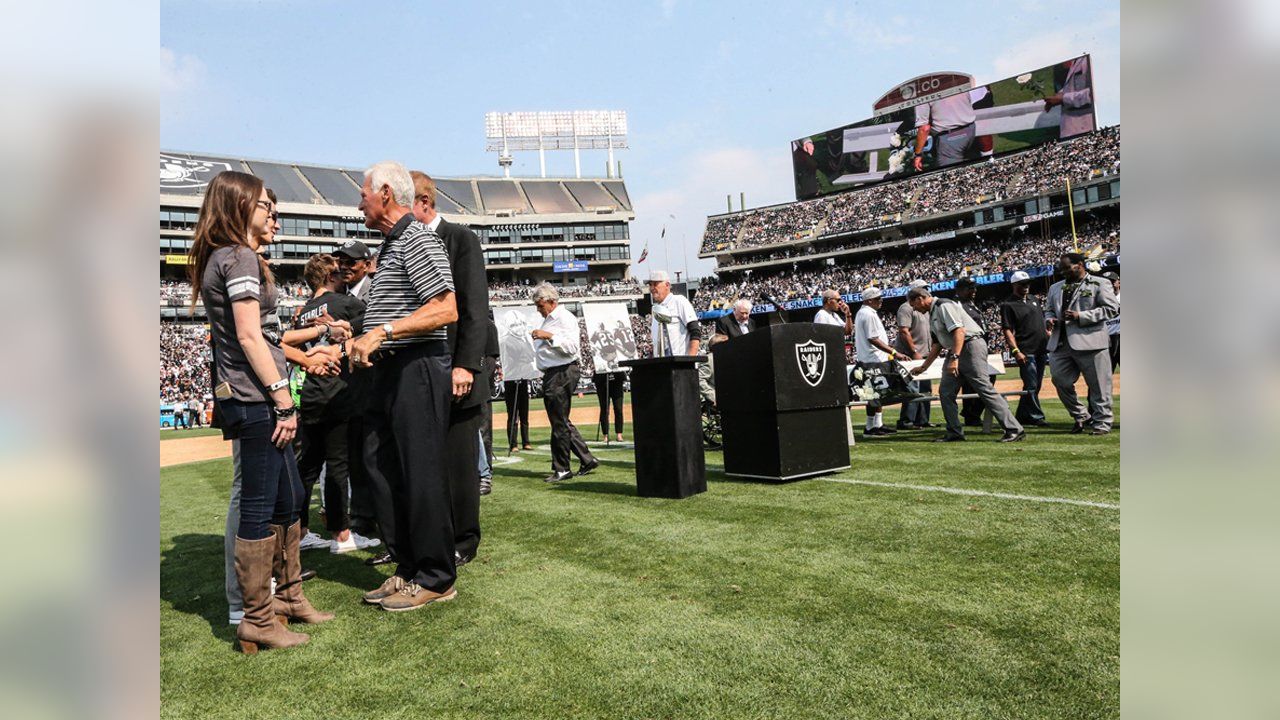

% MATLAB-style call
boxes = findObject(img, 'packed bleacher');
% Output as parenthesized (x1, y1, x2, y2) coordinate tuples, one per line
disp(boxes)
(487, 278, 643, 302)
(696, 216, 1118, 313)
(160, 323, 211, 403)
(701, 126, 1119, 254)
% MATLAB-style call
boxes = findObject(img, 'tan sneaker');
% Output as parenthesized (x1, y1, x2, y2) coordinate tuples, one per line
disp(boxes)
(379, 582, 457, 612)
(362, 575, 405, 604)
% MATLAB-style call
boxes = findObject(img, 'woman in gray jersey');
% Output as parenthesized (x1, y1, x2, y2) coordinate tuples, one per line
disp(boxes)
(188, 171, 333, 654)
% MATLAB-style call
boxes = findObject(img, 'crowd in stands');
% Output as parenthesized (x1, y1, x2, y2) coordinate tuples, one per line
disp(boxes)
(696, 216, 1118, 314)
(700, 126, 1120, 254)
(162, 280, 310, 307)
(160, 323, 211, 403)
(487, 278, 643, 302)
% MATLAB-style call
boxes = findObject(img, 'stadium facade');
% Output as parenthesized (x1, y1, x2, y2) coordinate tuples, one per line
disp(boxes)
(160, 152, 637, 320)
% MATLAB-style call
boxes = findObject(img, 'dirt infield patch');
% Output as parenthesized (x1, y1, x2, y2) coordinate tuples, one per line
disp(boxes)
(160, 435, 233, 468)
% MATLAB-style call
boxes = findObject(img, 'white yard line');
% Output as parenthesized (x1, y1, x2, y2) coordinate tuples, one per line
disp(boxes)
(513, 445, 1118, 510)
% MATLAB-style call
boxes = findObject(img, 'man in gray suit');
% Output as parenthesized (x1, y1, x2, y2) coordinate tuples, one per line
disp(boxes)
(1044, 252, 1119, 435)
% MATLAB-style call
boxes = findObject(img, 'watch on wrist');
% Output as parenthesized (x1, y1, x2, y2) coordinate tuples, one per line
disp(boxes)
(381, 323, 394, 341)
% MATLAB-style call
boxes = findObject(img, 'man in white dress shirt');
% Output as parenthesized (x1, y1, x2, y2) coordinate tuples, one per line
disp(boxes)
(530, 283, 599, 483)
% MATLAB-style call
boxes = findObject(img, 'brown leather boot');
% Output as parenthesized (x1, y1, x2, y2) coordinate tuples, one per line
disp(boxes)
(234, 535, 309, 654)
(271, 522, 334, 624)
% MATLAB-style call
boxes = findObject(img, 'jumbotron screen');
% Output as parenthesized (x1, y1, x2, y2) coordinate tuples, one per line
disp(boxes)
(791, 54, 1096, 201)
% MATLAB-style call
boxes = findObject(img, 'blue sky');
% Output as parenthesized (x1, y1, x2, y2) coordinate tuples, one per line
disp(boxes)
(162, 0, 1119, 278)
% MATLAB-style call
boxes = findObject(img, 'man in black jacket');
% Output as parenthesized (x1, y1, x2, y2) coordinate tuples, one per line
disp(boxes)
(712, 299, 756, 343)
(411, 171, 492, 566)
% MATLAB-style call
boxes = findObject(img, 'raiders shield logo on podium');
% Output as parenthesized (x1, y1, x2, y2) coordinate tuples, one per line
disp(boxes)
(794, 340, 826, 387)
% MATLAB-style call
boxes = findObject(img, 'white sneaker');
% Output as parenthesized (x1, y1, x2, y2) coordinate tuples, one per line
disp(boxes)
(331, 530, 382, 554)
(228, 609, 244, 626)
(298, 530, 331, 551)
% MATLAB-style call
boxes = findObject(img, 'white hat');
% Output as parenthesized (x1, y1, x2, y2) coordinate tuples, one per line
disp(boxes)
(648, 270, 670, 283)
(861, 286, 882, 301)
(908, 279, 928, 289)
(1010, 270, 1031, 283)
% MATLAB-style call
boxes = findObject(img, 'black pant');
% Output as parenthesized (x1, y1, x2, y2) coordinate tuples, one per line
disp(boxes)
(592, 371, 625, 436)
(296, 412, 350, 534)
(345, 408, 377, 537)
(219, 399, 302, 541)
(1109, 333, 1120, 370)
(542, 363, 595, 474)
(446, 403, 482, 560)
(363, 344, 456, 592)
(504, 380, 530, 449)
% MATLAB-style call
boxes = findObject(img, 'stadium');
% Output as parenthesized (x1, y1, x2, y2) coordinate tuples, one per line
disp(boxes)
(159, 36, 1119, 720)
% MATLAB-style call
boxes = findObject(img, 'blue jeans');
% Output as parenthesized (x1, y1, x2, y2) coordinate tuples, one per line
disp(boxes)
(218, 399, 303, 541)
(900, 379, 932, 426)
(1016, 354, 1047, 424)
(477, 429, 492, 480)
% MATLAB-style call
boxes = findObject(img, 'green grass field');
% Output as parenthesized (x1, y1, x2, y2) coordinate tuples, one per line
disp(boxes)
(161, 402, 1118, 720)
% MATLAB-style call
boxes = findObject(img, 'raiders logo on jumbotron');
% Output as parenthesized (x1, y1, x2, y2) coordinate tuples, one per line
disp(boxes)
(795, 340, 826, 387)
(160, 153, 233, 190)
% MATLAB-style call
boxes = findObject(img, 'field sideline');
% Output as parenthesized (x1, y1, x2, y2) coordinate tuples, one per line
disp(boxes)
(161, 402, 1119, 719)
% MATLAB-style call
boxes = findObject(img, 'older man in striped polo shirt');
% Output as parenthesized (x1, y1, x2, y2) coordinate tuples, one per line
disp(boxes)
(345, 161, 460, 612)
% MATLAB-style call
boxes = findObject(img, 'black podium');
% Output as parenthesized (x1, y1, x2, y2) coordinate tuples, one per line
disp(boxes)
(712, 324, 849, 481)
(619, 356, 706, 499)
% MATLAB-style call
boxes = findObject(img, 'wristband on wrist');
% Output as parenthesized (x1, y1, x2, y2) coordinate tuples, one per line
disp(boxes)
(267, 378, 289, 392)
(273, 405, 297, 419)
(1012, 347, 1021, 355)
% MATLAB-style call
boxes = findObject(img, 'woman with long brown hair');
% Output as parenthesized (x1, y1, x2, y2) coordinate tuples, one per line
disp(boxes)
(188, 170, 333, 654)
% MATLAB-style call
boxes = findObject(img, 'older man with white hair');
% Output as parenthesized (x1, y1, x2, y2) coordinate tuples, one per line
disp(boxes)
(647, 270, 700, 357)
(712, 298, 756, 344)
(347, 160, 462, 612)
(814, 289, 853, 336)
(530, 283, 599, 483)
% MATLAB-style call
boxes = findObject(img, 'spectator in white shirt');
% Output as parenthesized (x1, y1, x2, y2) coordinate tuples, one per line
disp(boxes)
(647, 270, 701, 357)
(854, 286, 904, 436)
(813, 289, 853, 335)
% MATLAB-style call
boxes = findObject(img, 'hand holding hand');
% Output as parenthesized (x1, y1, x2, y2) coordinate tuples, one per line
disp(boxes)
(348, 332, 382, 370)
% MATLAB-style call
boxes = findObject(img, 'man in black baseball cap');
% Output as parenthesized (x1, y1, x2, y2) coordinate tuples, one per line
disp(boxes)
(334, 240, 374, 301)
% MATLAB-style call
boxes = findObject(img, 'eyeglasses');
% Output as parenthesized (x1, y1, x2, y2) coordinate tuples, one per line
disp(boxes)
(255, 200, 276, 213)
(270, 212, 280, 221)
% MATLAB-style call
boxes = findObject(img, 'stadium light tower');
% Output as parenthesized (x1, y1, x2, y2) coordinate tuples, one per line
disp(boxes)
(484, 110, 628, 179)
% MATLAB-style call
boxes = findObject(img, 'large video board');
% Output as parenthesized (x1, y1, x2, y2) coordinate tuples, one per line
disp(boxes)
(791, 55, 1095, 200)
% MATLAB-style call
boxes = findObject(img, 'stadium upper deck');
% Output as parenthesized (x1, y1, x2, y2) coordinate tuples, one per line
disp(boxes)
(159, 152, 636, 300)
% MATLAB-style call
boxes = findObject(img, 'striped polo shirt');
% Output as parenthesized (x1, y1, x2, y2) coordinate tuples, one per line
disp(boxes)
(363, 213, 455, 347)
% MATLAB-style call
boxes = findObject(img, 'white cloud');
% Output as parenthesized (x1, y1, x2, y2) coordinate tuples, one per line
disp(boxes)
(660, 0, 677, 21)
(820, 9, 912, 49)
(986, 9, 1120, 124)
(629, 146, 794, 279)
(160, 47, 204, 93)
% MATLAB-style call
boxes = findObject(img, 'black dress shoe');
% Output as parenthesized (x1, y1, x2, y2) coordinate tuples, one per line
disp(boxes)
(1070, 420, 1085, 434)
(577, 458, 600, 476)
(913, 422, 938, 429)
(1000, 430, 1027, 443)
(877, 426, 898, 434)
(1089, 428, 1110, 436)
(895, 421, 914, 430)
(300, 568, 318, 582)
(364, 551, 392, 567)
(545, 471, 572, 483)
(1030, 419, 1050, 427)
(933, 435, 966, 442)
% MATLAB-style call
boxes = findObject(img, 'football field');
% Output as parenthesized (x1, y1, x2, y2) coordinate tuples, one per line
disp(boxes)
(161, 402, 1119, 720)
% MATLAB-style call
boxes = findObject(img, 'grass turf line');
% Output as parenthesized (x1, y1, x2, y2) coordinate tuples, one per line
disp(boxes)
(161, 404, 1117, 720)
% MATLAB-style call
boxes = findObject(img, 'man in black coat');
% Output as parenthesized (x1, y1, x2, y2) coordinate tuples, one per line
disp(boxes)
(712, 299, 757, 343)
(411, 171, 492, 566)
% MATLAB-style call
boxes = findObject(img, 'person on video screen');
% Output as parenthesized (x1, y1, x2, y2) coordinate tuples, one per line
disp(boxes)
(792, 137, 819, 198)
(913, 85, 978, 171)
(1044, 55, 1094, 139)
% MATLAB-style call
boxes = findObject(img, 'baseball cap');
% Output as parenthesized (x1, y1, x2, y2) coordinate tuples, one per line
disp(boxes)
(1009, 270, 1031, 283)
(648, 270, 670, 283)
(861, 286, 882, 301)
(908, 279, 929, 289)
(334, 240, 371, 260)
